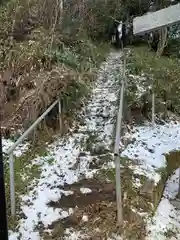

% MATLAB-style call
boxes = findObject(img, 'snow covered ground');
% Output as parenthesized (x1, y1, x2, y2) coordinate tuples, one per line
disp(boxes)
(2, 138, 29, 157)
(120, 122, 180, 239)
(5, 50, 180, 239)
(146, 168, 180, 240)
(121, 122, 180, 184)
(8, 51, 123, 240)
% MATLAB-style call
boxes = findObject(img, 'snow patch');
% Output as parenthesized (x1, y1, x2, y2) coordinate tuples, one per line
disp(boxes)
(64, 228, 89, 239)
(146, 169, 180, 239)
(82, 215, 88, 222)
(108, 234, 123, 240)
(129, 163, 161, 185)
(121, 122, 180, 183)
(2, 138, 29, 157)
(80, 187, 92, 194)
(133, 177, 142, 188)
(60, 190, 74, 196)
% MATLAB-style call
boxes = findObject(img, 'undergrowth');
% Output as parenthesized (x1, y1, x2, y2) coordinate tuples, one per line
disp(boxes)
(128, 45, 180, 115)
(0, 0, 110, 133)
(1, 0, 110, 230)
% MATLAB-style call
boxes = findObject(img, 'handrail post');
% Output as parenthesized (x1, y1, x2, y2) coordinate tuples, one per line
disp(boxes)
(113, 49, 126, 226)
(4, 98, 61, 216)
(9, 153, 15, 217)
(58, 99, 62, 133)
(152, 91, 155, 127)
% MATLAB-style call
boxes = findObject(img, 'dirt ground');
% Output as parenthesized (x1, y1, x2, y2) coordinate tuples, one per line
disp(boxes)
(43, 164, 151, 240)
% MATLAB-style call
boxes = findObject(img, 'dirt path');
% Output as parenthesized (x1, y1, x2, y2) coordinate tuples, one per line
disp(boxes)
(9, 51, 124, 240)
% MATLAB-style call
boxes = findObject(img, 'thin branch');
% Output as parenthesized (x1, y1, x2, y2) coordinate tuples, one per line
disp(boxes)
(49, 0, 62, 52)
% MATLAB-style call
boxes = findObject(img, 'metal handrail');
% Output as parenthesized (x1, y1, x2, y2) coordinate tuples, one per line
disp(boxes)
(7, 99, 59, 155)
(6, 98, 62, 217)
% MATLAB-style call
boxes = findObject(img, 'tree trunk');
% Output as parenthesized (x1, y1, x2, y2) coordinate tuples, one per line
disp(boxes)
(154, 0, 169, 56)
(157, 27, 168, 56)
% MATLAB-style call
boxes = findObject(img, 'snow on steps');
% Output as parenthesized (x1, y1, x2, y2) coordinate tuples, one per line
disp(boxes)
(8, 51, 123, 240)
(5, 49, 180, 239)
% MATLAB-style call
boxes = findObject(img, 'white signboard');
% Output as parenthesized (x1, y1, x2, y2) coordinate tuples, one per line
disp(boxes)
(133, 3, 180, 35)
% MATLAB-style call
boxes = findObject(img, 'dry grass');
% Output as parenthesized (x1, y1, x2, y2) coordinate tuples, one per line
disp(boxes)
(0, 0, 110, 135)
